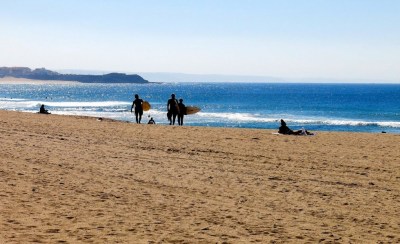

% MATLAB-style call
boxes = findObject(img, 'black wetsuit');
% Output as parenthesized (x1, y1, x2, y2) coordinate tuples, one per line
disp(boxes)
(178, 102, 186, 126)
(278, 125, 293, 135)
(39, 105, 50, 114)
(132, 98, 143, 123)
(167, 98, 179, 125)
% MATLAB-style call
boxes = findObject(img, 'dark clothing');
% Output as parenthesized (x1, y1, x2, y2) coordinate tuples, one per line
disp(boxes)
(167, 98, 179, 115)
(278, 119, 313, 135)
(167, 98, 179, 125)
(178, 102, 186, 115)
(131, 98, 143, 123)
(131, 98, 143, 115)
(278, 124, 293, 135)
(178, 102, 186, 126)
(278, 119, 292, 134)
(39, 105, 50, 114)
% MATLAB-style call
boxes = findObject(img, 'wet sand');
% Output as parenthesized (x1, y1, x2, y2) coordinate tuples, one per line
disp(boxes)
(0, 110, 399, 243)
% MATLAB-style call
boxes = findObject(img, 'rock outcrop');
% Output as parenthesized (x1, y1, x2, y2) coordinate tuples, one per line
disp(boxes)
(0, 67, 149, 83)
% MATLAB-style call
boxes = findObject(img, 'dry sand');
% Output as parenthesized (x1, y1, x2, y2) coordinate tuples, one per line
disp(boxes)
(0, 110, 399, 243)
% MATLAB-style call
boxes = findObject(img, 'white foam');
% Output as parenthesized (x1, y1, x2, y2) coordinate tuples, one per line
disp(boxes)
(1, 99, 399, 129)
(194, 112, 400, 128)
(0, 98, 26, 101)
(0, 100, 130, 109)
(198, 112, 278, 123)
(43, 101, 130, 107)
(282, 118, 400, 128)
(0, 100, 42, 109)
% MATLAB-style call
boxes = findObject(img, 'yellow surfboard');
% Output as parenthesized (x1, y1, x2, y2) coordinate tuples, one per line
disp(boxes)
(142, 101, 151, 111)
(185, 106, 200, 115)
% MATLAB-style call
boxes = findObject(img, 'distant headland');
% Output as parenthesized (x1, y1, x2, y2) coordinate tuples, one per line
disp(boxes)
(0, 67, 149, 83)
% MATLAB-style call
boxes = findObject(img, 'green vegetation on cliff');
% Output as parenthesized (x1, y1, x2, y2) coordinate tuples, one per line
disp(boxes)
(0, 67, 149, 83)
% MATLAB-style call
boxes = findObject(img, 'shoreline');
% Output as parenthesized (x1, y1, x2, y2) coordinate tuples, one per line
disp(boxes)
(1, 110, 399, 242)
(1, 109, 398, 134)
(1, 81, 399, 134)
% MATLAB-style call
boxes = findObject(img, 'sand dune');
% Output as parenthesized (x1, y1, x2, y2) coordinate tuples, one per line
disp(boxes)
(0, 110, 399, 243)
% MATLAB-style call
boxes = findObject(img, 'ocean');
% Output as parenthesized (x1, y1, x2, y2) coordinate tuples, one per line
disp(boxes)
(0, 82, 399, 133)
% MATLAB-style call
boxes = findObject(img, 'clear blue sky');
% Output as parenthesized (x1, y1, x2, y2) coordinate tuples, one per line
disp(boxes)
(1, 0, 399, 82)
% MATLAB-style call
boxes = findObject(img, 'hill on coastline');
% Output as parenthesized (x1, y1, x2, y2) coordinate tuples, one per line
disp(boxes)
(0, 67, 149, 83)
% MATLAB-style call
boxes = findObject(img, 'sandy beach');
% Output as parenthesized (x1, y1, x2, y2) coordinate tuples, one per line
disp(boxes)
(0, 110, 399, 243)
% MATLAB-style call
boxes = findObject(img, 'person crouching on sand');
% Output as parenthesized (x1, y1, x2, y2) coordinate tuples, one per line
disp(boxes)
(131, 94, 143, 124)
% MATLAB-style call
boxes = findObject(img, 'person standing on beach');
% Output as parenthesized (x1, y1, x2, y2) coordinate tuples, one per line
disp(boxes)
(131, 94, 143, 124)
(167, 93, 179, 125)
(177, 98, 186, 126)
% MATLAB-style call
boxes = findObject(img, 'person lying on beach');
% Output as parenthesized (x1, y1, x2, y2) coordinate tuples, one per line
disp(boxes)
(39, 104, 50, 114)
(278, 119, 313, 135)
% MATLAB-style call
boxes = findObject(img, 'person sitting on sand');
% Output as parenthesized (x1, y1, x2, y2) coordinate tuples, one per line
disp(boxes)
(278, 119, 313, 135)
(148, 117, 156, 124)
(131, 94, 143, 124)
(39, 104, 50, 114)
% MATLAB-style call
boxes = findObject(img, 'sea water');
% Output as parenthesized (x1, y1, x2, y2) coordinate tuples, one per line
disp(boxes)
(0, 82, 399, 133)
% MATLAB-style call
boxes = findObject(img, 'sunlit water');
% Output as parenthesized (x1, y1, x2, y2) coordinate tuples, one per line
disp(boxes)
(1, 82, 399, 133)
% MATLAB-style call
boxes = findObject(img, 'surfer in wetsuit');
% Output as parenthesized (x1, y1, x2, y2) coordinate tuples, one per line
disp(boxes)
(131, 94, 143, 124)
(167, 93, 179, 125)
(177, 98, 186, 126)
(148, 117, 156, 124)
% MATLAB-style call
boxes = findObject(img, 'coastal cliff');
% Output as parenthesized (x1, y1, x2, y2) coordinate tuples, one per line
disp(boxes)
(0, 67, 149, 83)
